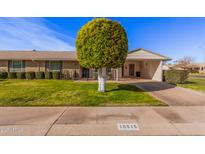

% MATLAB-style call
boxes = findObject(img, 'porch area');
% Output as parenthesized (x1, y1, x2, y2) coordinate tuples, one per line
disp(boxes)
(79, 60, 163, 81)
(122, 60, 163, 81)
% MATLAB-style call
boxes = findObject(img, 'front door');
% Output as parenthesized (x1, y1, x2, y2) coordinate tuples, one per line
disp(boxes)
(82, 67, 89, 78)
(129, 64, 135, 76)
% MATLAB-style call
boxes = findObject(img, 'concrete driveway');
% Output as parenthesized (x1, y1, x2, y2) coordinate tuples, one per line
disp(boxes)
(135, 81, 205, 106)
(0, 106, 205, 136)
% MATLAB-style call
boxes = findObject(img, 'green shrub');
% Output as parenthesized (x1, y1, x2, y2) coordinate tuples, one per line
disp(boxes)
(26, 72, 35, 80)
(72, 71, 79, 80)
(165, 70, 189, 84)
(0, 72, 8, 79)
(45, 72, 52, 79)
(190, 70, 199, 73)
(52, 71, 60, 79)
(76, 18, 128, 69)
(8, 72, 17, 79)
(35, 72, 45, 79)
(62, 71, 71, 80)
(16, 72, 25, 79)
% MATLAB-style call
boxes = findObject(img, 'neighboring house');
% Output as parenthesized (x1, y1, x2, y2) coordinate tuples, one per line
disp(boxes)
(162, 64, 173, 71)
(162, 64, 185, 71)
(162, 62, 205, 74)
(0, 48, 170, 81)
(185, 63, 205, 74)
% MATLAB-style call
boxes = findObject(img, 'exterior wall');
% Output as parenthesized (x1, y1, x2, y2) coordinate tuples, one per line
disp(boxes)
(122, 60, 163, 81)
(24, 60, 45, 72)
(62, 61, 81, 77)
(186, 66, 205, 74)
(199, 66, 205, 74)
(0, 60, 81, 73)
(151, 61, 162, 81)
(0, 58, 163, 81)
(123, 61, 141, 77)
(0, 60, 8, 72)
(140, 60, 162, 81)
(38, 61, 46, 72)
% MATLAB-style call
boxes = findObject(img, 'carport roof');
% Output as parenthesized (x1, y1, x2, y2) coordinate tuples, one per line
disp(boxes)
(127, 48, 171, 61)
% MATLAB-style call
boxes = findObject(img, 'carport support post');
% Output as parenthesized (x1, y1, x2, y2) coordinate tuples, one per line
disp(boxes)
(159, 60, 163, 81)
(152, 60, 163, 81)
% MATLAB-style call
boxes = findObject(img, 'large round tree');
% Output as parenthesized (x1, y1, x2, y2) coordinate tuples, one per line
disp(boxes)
(76, 18, 128, 92)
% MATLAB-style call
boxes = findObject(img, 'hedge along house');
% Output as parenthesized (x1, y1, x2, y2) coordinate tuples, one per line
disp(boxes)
(0, 48, 170, 81)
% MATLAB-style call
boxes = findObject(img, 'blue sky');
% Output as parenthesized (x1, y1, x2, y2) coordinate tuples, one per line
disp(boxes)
(0, 17, 205, 63)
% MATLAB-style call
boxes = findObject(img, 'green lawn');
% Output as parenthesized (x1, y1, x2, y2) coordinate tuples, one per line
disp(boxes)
(178, 77, 205, 92)
(0, 80, 164, 106)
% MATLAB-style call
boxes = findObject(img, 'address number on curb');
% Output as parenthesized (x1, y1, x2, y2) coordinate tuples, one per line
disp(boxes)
(117, 123, 139, 131)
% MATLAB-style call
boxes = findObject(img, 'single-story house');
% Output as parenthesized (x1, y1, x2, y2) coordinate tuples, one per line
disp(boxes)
(0, 48, 171, 81)
(185, 63, 205, 74)
(162, 64, 174, 71)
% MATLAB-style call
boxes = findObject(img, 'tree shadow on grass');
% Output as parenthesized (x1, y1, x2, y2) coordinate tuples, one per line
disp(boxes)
(182, 81, 196, 84)
(133, 81, 176, 92)
(106, 84, 142, 92)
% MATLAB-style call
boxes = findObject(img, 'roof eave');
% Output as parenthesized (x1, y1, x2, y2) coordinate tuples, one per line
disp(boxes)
(0, 58, 78, 61)
(126, 58, 171, 61)
(129, 48, 171, 60)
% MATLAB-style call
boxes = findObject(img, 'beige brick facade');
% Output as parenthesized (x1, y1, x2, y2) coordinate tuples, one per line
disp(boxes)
(0, 60, 163, 81)
(0, 49, 170, 81)
(0, 60, 8, 72)
(62, 61, 81, 77)
(25, 60, 46, 72)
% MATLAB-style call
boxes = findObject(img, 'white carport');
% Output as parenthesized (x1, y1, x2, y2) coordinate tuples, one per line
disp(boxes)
(117, 48, 171, 81)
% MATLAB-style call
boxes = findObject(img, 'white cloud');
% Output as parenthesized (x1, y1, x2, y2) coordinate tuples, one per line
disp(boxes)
(0, 18, 76, 51)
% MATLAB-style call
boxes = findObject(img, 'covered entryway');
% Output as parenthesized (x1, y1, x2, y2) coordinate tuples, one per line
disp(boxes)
(128, 64, 135, 76)
(123, 60, 163, 81)
(120, 48, 171, 81)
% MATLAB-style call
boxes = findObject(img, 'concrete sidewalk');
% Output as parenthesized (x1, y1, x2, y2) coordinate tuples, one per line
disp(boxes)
(0, 107, 205, 136)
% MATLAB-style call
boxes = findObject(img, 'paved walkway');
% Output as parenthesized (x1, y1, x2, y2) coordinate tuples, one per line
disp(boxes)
(0, 107, 205, 136)
(135, 81, 205, 106)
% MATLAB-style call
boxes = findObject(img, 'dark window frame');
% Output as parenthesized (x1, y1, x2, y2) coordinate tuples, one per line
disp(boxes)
(46, 61, 62, 72)
(9, 60, 25, 72)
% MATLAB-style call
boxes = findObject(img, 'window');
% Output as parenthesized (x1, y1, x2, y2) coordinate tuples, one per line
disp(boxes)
(49, 61, 62, 71)
(10, 60, 24, 72)
(106, 67, 111, 73)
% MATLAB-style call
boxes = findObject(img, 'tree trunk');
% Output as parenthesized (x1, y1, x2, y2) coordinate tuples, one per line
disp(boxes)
(98, 68, 106, 92)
